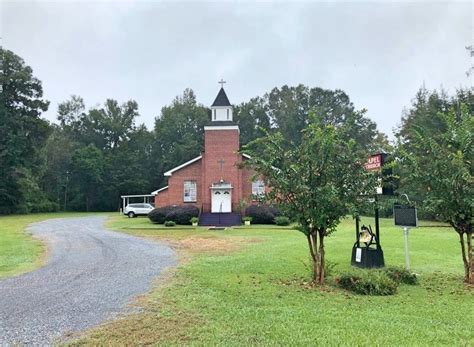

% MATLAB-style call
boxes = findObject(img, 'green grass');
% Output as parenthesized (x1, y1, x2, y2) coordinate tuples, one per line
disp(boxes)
(0, 212, 108, 278)
(77, 215, 473, 346)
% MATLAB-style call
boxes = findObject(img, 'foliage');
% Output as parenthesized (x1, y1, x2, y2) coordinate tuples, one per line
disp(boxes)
(397, 102, 473, 283)
(190, 217, 199, 224)
(148, 206, 176, 224)
(242, 216, 253, 222)
(395, 87, 473, 220)
(153, 89, 209, 187)
(0, 48, 52, 214)
(165, 205, 199, 225)
(241, 113, 376, 283)
(336, 270, 398, 295)
(236, 85, 390, 152)
(274, 216, 290, 226)
(148, 205, 199, 225)
(164, 221, 176, 227)
(245, 205, 280, 224)
(385, 267, 418, 285)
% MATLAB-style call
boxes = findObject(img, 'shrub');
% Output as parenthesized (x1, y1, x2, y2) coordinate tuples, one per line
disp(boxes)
(243, 216, 253, 222)
(29, 200, 60, 213)
(164, 221, 176, 227)
(245, 205, 280, 224)
(274, 216, 290, 226)
(190, 217, 199, 224)
(148, 205, 199, 225)
(385, 267, 418, 285)
(148, 206, 175, 224)
(337, 270, 398, 295)
(165, 205, 199, 225)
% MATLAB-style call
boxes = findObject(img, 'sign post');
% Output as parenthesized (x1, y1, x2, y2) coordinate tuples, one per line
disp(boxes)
(394, 203, 417, 272)
(403, 227, 410, 271)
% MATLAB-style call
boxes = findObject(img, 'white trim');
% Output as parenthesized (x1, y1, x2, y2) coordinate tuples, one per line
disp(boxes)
(210, 105, 233, 109)
(151, 186, 168, 195)
(120, 194, 156, 198)
(242, 153, 252, 159)
(164, 155, 202, 176)
(204, 125, 239, 132)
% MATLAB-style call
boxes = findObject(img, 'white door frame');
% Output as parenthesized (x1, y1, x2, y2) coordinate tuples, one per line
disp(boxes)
(211, 189, 232, 213)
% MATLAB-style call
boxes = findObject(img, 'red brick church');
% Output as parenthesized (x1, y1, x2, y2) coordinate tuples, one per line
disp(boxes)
(153, 85, 267, 223)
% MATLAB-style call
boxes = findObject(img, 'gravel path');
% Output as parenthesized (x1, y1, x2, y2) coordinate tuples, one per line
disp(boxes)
(0, 216, 176, 345)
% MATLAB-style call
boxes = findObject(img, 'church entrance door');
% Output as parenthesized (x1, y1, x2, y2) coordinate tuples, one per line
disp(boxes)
(211, 189, 232, 213)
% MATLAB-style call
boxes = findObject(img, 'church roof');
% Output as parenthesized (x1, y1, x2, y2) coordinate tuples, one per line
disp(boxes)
(163, 155, 202, 176)
(211, 88, 231, 107)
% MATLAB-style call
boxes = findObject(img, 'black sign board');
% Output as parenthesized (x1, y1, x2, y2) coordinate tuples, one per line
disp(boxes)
(394, 205, 417, 227)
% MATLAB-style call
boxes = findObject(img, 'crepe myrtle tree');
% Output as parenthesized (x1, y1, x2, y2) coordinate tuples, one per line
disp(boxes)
(398, 104, 473, 284)
(241, 114, 376, 284)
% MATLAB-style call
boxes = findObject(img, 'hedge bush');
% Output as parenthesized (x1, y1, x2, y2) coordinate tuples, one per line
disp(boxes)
(274, 216, 290, 226)
(245, 205, 280, 224)
(385, 267, 418, 285)
(148, 206, 176, 224)
(148, 205, 199, 225)
(337, 270, 398, 296)
(164, 221, 176, 227)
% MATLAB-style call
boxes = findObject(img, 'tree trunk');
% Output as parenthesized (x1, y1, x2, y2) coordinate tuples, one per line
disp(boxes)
(459, 231, 473, 284)
(307, 228, 326, 285)
(466, 231, 473, 284)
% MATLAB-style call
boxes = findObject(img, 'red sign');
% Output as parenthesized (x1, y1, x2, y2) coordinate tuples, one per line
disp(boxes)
(365, 154, 382, 171)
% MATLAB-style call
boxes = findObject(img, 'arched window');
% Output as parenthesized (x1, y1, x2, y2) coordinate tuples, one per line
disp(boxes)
(223, 191, 230, 194)
(214, 191, 221, 195)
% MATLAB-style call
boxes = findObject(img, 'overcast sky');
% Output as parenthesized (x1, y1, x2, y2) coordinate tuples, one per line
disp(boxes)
(2, 1, 472, 138)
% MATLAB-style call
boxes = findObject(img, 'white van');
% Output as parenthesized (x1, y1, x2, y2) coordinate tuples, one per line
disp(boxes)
(124, 203, 154, 218)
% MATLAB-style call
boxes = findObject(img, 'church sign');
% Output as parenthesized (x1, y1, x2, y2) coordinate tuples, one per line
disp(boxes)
(364, 153, 394, 196)
(364, 154, 382, 171)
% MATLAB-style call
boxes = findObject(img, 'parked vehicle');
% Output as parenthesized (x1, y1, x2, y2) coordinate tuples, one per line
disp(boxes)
(124, 203, 154, 218)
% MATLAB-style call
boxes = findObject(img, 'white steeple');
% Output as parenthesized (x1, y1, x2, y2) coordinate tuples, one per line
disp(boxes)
(211, 79, 233, 122)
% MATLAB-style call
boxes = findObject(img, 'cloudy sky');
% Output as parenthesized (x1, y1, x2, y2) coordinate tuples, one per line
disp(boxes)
(2, 1, 472, 138)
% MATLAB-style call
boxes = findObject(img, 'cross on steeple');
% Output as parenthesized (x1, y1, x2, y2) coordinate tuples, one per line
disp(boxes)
(218, 79, 226, 88)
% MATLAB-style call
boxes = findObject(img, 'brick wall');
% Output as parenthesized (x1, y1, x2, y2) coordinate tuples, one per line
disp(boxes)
(154, 158, 203, 209)
(154, 127, 271, 212)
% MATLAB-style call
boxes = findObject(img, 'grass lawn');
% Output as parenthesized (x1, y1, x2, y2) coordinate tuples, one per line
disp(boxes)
(0, 212, 109, 278)
(76, 215, 473, 346)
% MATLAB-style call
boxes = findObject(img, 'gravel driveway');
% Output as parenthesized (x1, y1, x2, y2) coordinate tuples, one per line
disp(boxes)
(0, 216, 176, 345)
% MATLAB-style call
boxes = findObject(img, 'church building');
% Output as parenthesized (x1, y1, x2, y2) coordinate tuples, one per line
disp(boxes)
(153, 84, 267, 225)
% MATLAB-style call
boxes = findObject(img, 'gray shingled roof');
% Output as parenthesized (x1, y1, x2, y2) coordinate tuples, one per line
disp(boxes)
(211, 88, 231, 107)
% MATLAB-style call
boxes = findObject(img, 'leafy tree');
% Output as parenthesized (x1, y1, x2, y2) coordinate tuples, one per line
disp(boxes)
(236, 85, 389, 152)
(397, 104, 473, 283)
(234, 96, 270, 145)
(153, 89, 209, 183)
(396, 87, 473, 219)
(0, 48, 51, 214)
(241, 114, 375, 284)
(70, 144, 104, 211)
(40, 125, 75, 209)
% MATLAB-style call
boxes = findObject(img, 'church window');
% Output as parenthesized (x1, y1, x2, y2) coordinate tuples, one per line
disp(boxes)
(226, 109, 229, 120)
(252, 180, 265, 199)
(184, 180, 197, 202)
(213, 109, 216, 120)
